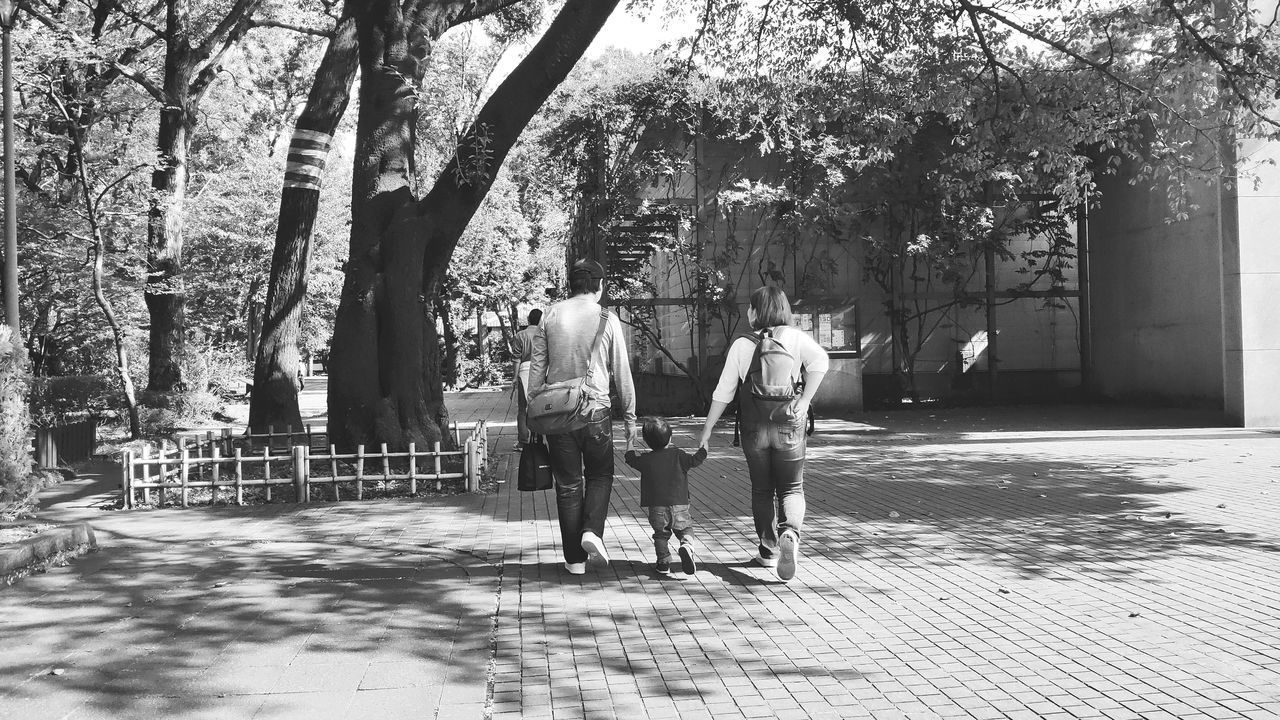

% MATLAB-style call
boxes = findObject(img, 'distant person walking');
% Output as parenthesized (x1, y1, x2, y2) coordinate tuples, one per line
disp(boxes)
(511, 309, 542, 450)
(698, 286, 828, 582)
(530, 259, 637, 575)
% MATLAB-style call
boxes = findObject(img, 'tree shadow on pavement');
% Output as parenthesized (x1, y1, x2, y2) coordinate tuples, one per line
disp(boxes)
(0, 504, 499, 720)
(792, 433, 1280, 581)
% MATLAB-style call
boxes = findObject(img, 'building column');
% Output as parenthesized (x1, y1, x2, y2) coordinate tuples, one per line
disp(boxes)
(1221, 12, 1280, 425)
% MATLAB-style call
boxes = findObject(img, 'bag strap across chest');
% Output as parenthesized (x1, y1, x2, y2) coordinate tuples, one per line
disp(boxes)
(548, 309, 609, 385)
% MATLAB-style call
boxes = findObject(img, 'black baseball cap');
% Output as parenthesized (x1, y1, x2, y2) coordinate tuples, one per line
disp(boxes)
(569, 258, 605, 279)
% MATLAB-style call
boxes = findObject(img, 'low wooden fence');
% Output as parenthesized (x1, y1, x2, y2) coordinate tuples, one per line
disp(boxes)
(120, 421, 489, 509)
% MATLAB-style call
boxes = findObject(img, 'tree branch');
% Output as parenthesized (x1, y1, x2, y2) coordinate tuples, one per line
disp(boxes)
(419, 0, 626, 273)
(685, 0, 717, 72)
(1160, 0, 1280, 130)
(959, 0, 1222, 145)
(22, 5, 166, 102)
(963, 5, 1029, 102)
(192, 0, 262, 65)
(451, 0, 529, 26)
(248, 18, 335, 38)
(191, 2, 266, 101)
(105, 0, 166, 38)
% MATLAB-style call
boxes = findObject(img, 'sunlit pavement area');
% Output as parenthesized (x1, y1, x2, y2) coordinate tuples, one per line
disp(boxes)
(3, 382, 1280, 719)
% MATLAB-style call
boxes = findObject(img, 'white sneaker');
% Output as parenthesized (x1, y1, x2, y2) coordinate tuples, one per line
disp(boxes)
(777, 530, 799, 582)
(564, 562, 586, 575)
(753, 552, 778, 568)
(580, 531, 610, 565)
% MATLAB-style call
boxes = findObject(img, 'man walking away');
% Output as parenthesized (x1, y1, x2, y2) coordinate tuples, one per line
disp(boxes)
(529, 259, 637, 575)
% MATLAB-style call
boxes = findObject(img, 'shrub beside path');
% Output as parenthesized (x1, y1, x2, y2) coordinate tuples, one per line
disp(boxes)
(2, 384, 1280, 719)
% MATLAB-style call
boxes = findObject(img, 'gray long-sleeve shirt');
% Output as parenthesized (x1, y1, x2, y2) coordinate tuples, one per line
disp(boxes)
(529, 295, 636, 436)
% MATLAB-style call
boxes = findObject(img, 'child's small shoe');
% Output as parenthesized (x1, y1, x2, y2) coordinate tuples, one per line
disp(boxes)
(654, 559, 671, 576)
(678, 544, 697, 575)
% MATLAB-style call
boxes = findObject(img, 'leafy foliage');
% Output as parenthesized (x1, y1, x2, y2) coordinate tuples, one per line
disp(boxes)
(0, 329, 33, 497)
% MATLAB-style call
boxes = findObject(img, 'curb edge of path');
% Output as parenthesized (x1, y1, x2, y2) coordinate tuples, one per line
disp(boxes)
(0, 522, 97, 586)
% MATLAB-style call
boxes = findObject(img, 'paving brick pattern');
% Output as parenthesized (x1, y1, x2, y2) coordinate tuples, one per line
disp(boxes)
(482, 400, 1280, 720)
(2, 386, 1279, 719)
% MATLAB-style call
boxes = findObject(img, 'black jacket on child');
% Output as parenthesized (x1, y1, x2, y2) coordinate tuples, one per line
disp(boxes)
(624, 446, 708, 507)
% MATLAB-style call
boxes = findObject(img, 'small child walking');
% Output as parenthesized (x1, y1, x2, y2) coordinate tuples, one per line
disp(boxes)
(625, 416, 708, 576)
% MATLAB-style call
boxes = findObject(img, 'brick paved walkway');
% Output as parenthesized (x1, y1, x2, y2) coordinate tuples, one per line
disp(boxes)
(3, 386, 1280, 719)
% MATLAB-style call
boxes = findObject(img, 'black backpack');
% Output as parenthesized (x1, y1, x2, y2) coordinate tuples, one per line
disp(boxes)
(739, 328, 801, 428)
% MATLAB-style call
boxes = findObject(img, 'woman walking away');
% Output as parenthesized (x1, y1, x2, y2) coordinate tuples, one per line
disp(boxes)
(697, 287, 828, 582)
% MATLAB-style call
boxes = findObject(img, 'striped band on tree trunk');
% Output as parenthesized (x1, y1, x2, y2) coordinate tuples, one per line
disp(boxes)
(283, 129, 334, 191)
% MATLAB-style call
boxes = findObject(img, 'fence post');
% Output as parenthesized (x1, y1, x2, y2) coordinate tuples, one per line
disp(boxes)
(356, 445, 365, 500)
(473, 434, 483, 491)
(211, 444, 222, 502)
(464, 438, 475, 492)
(408, 442, 417, 495)
(179, 447, 190, 508)
(433, 441, 442, 491)
(292, 445, 307, 503)
(122, 450, 133, 509)
(194, 434, 205, 483)
(263, 446, 273, 502)
(329, 444, 340, 501)
(380, 443, 390, 491)
(234, 447, 244, 505)
(141, 445, 152, 506)
(158, 440, 169, 508)
(222, 427, 233, 455)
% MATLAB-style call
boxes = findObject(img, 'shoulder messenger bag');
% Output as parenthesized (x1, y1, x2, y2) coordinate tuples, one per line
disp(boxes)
(526, 311, 609, 435)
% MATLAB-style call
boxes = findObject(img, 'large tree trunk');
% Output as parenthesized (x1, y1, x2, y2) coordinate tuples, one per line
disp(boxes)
(144, 64, 194, 392)
(144, 0, 199, 393)
(327, 0, 623, 451)
(249, 9, 359, 433)
(252, 1, 521, 433)
(327, 0, 449, 450)
(144, 0, 263, 392)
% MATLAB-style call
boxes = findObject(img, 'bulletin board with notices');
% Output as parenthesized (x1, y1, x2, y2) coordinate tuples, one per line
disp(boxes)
(795, 303, 859, 355)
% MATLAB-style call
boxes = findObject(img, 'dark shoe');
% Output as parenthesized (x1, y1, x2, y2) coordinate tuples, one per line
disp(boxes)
(777, 530, 799, 582)
(678, 544, 697, 575)
(654, 560, 671, 576)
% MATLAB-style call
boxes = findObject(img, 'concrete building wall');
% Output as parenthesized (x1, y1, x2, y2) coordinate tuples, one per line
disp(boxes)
(627, 135, 1085, 409)
(1225, 132, 1280, 426)
(1086, 174, 1225, 407)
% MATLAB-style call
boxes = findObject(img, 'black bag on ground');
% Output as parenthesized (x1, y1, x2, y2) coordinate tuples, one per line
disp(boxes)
(518, 437, 554, 491)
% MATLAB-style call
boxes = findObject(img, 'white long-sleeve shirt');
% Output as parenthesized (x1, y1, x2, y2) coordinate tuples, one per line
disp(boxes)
(530, 295, 637, 434)
(711, 325, 830, 404)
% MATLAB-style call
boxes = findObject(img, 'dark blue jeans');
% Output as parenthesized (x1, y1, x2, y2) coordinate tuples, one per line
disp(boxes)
(741, 418, 807, 557)
(546, 408, 615, 564)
